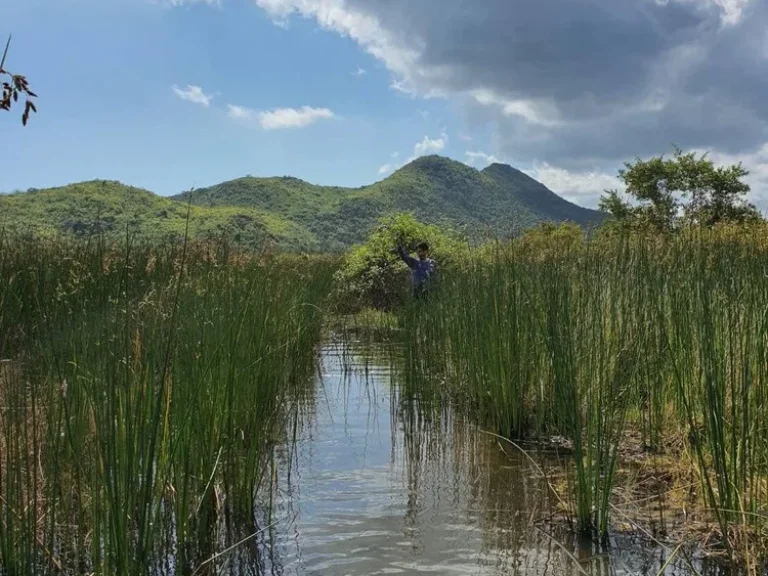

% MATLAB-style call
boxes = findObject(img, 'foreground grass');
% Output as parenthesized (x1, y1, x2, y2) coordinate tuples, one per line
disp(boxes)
(6, 221, 768, 572)
(0, 234, 335, 574)
(391, 227, 768, 567)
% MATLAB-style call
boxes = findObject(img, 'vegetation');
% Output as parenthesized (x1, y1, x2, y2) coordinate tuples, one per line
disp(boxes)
(6, 213, 768, 570)
(178, 156, 603, 250)
(384, 221, 768, 567)
(0, 36, 37, 126)
(600, 147, 760, 231)
(332, 212, 466, 312)
(1, 156, 604, 252)
(0, 180, 316, 250)
(0, 233, 334, 574)
(5, 143, 768, 571)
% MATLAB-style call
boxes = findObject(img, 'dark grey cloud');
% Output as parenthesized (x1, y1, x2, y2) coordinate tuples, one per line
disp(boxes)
(256, 0, 768, 193)
(484, 90, 768, 171)
(365, 0, 708, 106)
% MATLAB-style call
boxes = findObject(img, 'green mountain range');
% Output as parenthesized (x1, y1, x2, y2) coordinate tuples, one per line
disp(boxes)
(0, 155, 604, 251)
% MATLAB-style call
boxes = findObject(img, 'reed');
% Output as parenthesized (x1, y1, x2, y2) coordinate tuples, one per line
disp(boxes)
(0, 233, 335, 574)
(392, 225, 768, 552)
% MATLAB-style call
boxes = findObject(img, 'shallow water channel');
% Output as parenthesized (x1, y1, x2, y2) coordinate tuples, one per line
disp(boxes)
(257, 340, 733, 576)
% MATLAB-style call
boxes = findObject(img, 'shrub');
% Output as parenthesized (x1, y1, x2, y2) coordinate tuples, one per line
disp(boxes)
(332, 213, 466, 312)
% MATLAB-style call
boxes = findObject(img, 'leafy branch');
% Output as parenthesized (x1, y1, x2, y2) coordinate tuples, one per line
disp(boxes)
(1, 35, 37, 126)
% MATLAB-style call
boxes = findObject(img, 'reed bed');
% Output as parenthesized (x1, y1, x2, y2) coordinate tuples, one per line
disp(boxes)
(394, 227, 768, 563)
(6, 222, 768, 570)
(0, 233, 335, 575)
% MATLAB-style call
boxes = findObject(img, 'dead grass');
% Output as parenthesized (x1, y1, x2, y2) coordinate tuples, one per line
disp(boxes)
(505, 424, 768, 565)
(0, 358, 63, 570)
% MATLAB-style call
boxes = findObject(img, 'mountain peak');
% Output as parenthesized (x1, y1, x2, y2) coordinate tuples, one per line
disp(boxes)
(482, 161, 605, 226)
(482, 162, 526, 177)
(398, 154, 475, 172)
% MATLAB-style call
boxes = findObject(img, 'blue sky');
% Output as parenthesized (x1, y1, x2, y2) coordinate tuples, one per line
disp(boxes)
(0, 0, 474, 196)
(2, 0, 767, 208)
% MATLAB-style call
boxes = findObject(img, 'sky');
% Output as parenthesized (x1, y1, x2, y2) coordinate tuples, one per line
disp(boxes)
(1, 0, 767, 209)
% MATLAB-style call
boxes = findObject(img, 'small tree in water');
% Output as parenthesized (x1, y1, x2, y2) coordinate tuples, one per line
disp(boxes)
(599, 147, 761, 231)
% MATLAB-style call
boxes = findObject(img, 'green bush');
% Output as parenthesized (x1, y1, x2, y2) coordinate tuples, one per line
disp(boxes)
(332, 213, 466, 312)
(515, 221, 585, 261)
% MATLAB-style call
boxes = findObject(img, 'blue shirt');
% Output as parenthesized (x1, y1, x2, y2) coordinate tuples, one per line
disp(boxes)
(397, 247, 437, 289)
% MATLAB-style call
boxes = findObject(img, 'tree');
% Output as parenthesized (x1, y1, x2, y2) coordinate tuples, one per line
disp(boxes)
(1, 36, 37, 125)
(599, 147, 761, 231)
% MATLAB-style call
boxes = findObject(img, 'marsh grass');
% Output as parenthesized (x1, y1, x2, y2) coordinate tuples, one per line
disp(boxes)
(390, 226, 768, 561)
(6, 220, 768, 570)
(0, 233, 335, 574)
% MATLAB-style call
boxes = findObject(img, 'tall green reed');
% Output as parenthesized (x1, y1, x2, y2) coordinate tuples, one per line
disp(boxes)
(0, 234, 335, 574)
(392, 226, 768, 548)
(661, 230, 768, 558)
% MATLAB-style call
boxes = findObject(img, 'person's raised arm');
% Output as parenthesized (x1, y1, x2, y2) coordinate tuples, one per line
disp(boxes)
(396, 245, 417, 269)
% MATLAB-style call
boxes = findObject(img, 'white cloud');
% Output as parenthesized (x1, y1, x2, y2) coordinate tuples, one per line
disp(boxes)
(411, 132, 447, 159)
(663, 0, 751, 25)
(354, 67, 367, 76)
(227, 104, 253, 121)
(390, 78, 411, 94)
(254, 0, 421, 84)
(705, 0, 751, 25)
(377, 132, 449, 177)
(471, 89, 563, 127)
(715, 0, 749, 25)
(172, 84, 214, 107)
(527, 163, 623, 207)
(259, 106, 335, 129)
(255, 0, 450, 98)
(227, 104, 334, 129)
(466, 150, 501, 167)
(164, 0, 222, 6)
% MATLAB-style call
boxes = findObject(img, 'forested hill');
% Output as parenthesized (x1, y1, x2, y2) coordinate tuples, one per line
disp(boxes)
(1, 155, 604, 251)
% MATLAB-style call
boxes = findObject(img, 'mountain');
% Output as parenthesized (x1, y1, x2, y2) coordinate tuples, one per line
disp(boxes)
(1, 156, 605, 251)
(0, 180, 316, 248)
(480, 162, 600, 224)
(173, 156, 605, 250)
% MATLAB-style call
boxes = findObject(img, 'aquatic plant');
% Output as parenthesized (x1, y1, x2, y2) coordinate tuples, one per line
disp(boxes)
(392, 224, 768, 551)
(0, 232, 335, 574)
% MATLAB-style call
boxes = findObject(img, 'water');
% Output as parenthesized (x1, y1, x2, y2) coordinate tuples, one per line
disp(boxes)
(258, 341, 731, 576)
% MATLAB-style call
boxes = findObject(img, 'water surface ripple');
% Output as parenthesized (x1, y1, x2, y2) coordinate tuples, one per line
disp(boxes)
(262, 341, 730, 576)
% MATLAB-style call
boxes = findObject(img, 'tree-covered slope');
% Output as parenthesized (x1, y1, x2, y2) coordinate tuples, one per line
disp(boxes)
(481, 163, 601, 224)
(2, 156, 605, 251)
(0, 180, 315, 249)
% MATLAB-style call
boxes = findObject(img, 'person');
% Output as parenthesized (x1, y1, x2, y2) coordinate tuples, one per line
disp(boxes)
(396, 241, 437, 299)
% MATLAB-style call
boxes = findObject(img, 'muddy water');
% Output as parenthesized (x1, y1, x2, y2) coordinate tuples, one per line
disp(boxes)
(263, 341, 730, 576)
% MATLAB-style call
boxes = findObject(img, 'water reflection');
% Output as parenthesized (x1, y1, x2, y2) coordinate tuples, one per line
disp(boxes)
(261, 339, 733, 576)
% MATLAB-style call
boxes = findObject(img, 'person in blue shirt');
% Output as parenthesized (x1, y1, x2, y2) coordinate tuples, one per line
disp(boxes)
(396, 241, 437, 299)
